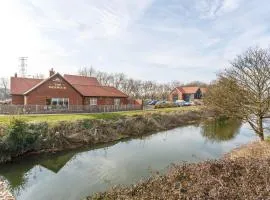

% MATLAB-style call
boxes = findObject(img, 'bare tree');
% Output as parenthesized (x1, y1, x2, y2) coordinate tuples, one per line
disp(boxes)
(184, 81, 208, 87)
(77, 66, 206, 101)
(205, 47, 270, 141)
(112, 73, 126, 89)
(32, 74, 45, 79)
(78, 66, 96, 77)
(0, 77, 9, 100)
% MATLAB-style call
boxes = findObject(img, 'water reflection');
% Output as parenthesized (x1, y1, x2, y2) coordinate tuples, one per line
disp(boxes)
(0, 121, 255, 200)
(0, 142, 119, 191)
(201, 119, 242, 142)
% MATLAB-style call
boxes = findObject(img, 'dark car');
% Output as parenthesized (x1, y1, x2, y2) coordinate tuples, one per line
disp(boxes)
(148, 100, 158, 105)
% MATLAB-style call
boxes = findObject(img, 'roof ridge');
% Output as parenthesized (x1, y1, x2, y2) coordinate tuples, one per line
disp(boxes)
(11, 77, 44, 80)
(74, 85, 116, 89)
(64, 74, 97, 78)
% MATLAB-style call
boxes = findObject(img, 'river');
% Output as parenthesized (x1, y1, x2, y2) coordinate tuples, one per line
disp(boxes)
(0, 120, 256, 200)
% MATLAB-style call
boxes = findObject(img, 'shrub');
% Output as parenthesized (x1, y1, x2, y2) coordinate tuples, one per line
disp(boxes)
(81, 119, 93, 129)
(3, 118, 39, 154)
(155, 102, 177, 109)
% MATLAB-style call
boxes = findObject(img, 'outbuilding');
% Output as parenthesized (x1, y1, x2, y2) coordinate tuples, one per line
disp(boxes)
(169, 87, 203, 102)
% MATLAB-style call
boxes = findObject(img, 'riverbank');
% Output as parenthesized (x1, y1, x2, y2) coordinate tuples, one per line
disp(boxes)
(0, 106, 200, 125)
(0, 107, 209, 163)
(0, 178, 15, 200)
(88, 141, 270, 200)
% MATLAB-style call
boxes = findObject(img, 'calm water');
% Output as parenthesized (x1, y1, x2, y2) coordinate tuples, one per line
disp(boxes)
(0, 120, 256, 200)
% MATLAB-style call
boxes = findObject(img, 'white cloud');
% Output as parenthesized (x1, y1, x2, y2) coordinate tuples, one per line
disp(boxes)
(195, 0, 242, 19)
(0, 0, 270, 83)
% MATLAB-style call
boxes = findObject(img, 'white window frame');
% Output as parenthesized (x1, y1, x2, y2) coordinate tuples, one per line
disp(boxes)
(90, 98, 97, 106)
(114, 98, 120, 105)
(50, 98, 69, 108)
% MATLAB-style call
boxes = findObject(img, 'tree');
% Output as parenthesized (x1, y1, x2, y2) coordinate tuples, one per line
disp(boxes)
(32, 74, 44, 79)
(205, 47, 270, 141)
(184, 81, 208, 87)
(77, 66, 205, 100)
(0, 77, 9, 100)
(78, 66, 96, 77)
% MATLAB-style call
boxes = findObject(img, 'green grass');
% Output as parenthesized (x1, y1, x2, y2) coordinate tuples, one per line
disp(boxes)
(266, 136, 270, 143)
(0, 106, 201, 125)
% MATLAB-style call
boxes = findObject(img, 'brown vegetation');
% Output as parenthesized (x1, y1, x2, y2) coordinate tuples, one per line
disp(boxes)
(0, 178, 15, 200)
(88, 152, 270, 200)
(228, 141, 270, 160)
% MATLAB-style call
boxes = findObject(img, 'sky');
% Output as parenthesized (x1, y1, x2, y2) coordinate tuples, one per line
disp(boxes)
(1, 0, 270, 83)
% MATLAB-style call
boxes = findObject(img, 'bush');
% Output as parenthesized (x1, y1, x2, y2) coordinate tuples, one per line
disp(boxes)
(3, 118, 39, 154)
(155, 102, 177, 109)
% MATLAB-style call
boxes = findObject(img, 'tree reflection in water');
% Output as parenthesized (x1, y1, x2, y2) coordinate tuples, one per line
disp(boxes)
(201, 119, 242, 142)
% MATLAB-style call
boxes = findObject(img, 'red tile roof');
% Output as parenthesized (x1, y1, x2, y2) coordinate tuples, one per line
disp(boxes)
(64, 74, 100, 86)
(73, 85, 128, 97)
(177, 87, 200, 94)
(10, 73, 128, 98)
(63, 74, 127, 97)
(200, 87, 208, 94)
(10, 77, 43, 95)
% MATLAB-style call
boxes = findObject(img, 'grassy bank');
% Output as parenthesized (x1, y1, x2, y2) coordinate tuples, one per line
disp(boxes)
(0, 107, 207, 163)
(0, 106, 200, 125)
(88, 141, 270, 200)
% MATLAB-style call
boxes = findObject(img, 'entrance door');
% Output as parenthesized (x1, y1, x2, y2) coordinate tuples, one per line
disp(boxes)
(183, 94, 190, 102)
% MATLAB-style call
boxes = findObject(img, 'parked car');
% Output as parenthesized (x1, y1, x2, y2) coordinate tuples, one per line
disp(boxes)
(144, 100, 152, 105)
(184, 101, 196, 106)
(148, 100, 158, 105)
(183, 101, 191, 106)
(174, 100, 194, 106)
(155, 100, 165, 105)
(174, 100, 185, 107)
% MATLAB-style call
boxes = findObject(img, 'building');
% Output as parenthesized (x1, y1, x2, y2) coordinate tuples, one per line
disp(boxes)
(169, 87, 204, 102)
(10, 69, 129, 107)
(200, 87, 208, 97)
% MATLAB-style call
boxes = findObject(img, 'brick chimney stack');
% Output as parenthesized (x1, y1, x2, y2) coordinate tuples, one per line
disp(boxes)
(14, 73, 17, 78)
(49, 68, 55, 77)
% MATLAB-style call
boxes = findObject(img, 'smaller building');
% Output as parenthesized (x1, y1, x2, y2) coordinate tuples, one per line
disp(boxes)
(169, 87, 206, 102)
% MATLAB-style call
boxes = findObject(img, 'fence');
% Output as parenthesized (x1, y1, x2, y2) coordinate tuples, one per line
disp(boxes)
(0, 104, 142, 115)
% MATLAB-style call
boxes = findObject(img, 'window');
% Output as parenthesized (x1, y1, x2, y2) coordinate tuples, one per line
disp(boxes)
(46, 98, 51, 105)
(64, 99, 69, 108)
(47, 98, 69, 109)
(52, 98, 58, 106)
(90, 98, 97, 106)
(114, 98, 120, 105)
(58, 98, 64, 106)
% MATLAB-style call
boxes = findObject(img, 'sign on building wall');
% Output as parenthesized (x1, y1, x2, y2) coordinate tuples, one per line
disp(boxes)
(48, 77, 67, 89)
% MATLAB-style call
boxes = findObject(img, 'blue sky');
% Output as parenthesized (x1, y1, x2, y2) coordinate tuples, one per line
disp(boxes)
(1, 0, 270, 83)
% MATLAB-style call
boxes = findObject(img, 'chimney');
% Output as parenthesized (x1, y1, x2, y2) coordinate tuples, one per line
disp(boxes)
(14, 73, 17, 78)
(49, 68, 55, 77)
